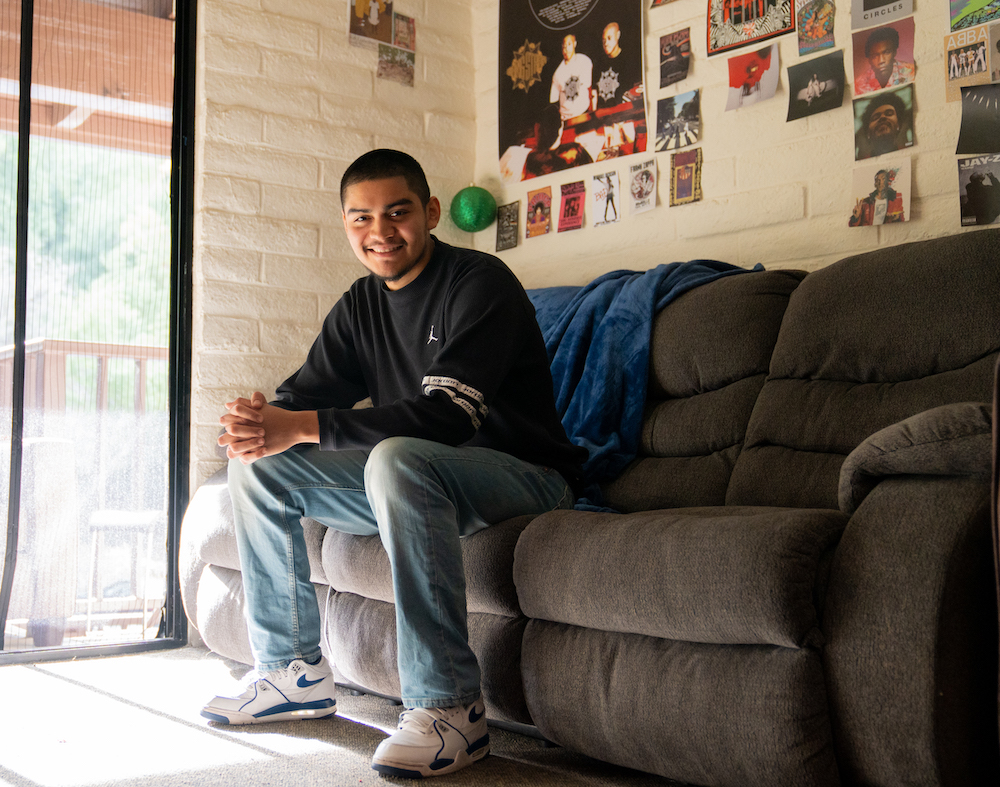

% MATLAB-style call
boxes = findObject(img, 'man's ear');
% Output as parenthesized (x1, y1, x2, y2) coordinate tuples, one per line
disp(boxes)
(425, 196, 442, 230)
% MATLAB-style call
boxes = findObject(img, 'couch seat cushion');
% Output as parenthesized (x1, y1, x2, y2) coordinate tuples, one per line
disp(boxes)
(514, 507, 846, 648)
(180, 467, 328, 584)
(323, 515, 533, 617)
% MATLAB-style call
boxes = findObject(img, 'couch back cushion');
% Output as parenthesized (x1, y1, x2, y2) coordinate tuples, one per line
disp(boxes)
(601, 269, 805, 512)
(727, 229, 1000, 510)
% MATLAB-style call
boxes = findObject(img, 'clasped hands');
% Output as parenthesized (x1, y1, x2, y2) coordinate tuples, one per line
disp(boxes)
(218, 392, 319, 464)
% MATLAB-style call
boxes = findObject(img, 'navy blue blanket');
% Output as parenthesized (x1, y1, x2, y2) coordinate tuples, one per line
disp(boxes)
(528, 260, 759, 505)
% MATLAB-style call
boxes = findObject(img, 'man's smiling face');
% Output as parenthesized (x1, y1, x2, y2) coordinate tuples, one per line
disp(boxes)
(342, 176, 441, 290)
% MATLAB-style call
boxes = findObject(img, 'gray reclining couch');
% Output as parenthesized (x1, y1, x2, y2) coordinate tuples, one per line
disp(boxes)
(181, 229, 1000, 787)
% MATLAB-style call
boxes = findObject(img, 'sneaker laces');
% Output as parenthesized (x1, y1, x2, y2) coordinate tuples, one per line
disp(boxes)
(397, 706, 462, 733)
(235, 666, 287, 696)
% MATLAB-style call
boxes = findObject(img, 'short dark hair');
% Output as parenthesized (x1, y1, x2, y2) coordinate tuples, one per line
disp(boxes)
(340, 149, 431, 207)
(860, 90, 908, 131)
(865, 27, 899, 58)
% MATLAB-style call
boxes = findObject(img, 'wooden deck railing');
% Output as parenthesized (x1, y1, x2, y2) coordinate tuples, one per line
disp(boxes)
(0, 338, 168, 413)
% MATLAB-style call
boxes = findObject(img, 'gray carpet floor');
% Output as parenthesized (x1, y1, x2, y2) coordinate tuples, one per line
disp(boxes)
(0, 646, 678, 787)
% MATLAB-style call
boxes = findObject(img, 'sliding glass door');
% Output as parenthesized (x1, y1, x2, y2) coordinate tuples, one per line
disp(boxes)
(0, 0, 191, 660)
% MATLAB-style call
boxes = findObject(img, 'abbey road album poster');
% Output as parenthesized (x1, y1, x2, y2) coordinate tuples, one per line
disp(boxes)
(499, 0, 648, 182)
(656, 90, 701, 150)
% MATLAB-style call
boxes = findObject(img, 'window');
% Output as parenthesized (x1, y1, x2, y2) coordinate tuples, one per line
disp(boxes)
(0, 0, 193, 662)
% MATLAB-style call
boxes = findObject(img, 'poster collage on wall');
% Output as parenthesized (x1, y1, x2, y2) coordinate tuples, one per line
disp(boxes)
(951, 0, 1000, 227)
(494, 0, 1000, 250)
(348, 0, 417, 87)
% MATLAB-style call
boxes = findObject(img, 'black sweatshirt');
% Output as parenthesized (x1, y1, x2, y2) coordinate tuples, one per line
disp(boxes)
(273, 237, 587, 491)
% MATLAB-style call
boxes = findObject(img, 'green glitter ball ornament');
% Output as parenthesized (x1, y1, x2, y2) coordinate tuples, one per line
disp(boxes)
(450, 185, 497, 233)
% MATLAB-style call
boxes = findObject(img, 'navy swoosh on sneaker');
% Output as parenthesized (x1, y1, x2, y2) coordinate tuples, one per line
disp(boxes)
(468, 706, 485, 724)
(297, 674, 327, 688)
(254, 699, 336, 718)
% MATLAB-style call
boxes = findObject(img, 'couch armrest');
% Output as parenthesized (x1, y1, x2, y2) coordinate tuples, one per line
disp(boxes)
(838, 401, 992, 515)
(823, 475, 999, 786)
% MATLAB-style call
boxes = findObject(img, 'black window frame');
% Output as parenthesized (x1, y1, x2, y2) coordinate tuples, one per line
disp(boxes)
(0, 0, 196, 665)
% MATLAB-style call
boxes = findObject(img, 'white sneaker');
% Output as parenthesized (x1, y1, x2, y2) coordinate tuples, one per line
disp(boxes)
(371, 698, 490, 778)
(201, 658, 337, 725)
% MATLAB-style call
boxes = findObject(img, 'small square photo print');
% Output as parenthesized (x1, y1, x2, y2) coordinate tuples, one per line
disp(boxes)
(377, 44, 415, 86)
(496, 201, 519, 251)
(670, 148, 703, 206)
(787, 50, 845, 121)
(848, 158, 911, 227)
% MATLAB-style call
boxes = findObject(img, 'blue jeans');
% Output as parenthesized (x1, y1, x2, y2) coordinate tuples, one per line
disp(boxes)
(227, 436, 574, 709)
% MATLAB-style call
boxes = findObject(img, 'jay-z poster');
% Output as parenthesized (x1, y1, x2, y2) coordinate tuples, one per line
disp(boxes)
(499, 0, 647, 183)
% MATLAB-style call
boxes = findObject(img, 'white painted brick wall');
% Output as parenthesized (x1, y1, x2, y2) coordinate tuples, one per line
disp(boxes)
(192, 0, 476, 486)
(472, 0, 972, 285)
(192, 0, 971, 487)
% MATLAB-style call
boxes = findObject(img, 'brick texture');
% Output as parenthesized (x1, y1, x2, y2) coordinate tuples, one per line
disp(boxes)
(473, 1, 970, 291)
(192, 0, 475, 484)
(194, 0, 967, 487)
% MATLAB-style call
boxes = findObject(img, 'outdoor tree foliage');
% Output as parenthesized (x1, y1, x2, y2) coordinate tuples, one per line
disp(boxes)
(0, 132, 171, 410)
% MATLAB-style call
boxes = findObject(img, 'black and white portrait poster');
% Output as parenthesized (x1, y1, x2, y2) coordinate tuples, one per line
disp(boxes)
(958, 154, 1000, 225)
(495, 201, 520, 252)
(591, 171, 622, 226)
(499, 0, 647, 183)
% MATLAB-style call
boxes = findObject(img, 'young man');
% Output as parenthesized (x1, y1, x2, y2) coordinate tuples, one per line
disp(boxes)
(201, 149, 585, 779)
(849, 168, 905, 226)
(594, 21, 642, 109)
(854, 90, 911, 160)
(550, 33, 593, 122)
(854, 26, 914, 95)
